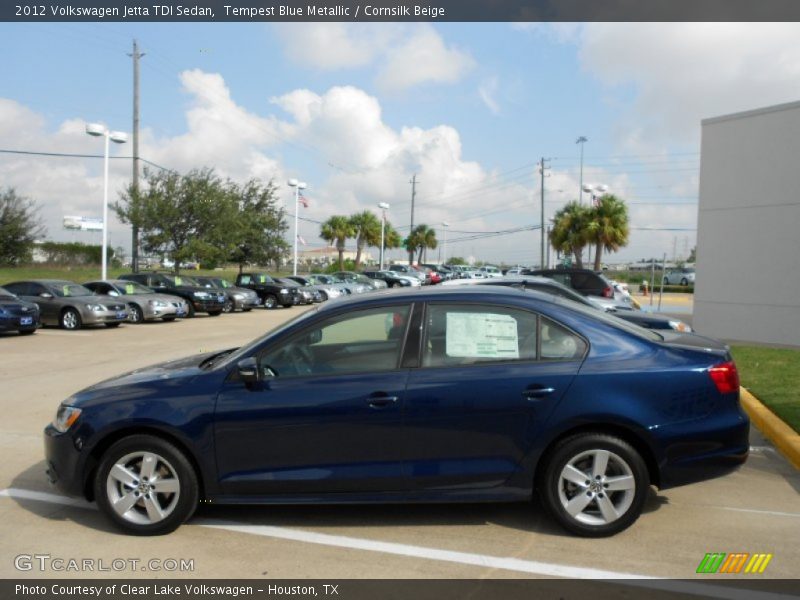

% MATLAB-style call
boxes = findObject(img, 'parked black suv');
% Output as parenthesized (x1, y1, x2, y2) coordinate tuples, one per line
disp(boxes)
(363, 270, 412, 288)
(119, 272, 225, 317)
(234, 272, 294, 309)
(520, 268, 614, 298)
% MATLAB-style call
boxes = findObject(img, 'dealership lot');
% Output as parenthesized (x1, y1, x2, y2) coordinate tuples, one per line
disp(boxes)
(1, 309, 798, 580)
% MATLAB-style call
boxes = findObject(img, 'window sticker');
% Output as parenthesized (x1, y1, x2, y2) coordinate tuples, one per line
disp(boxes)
(62, 285, 71, 297)
(445, 312, 519, 359)
(174, 277, 182, 285)
(258, 275, 267, 283)
(125, 284, 136, 295)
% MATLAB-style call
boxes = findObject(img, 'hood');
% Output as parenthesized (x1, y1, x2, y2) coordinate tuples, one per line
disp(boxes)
(73, 350, 226, 401)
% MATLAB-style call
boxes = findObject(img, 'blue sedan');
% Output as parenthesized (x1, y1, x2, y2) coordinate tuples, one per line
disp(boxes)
(44, 286, 748, 536)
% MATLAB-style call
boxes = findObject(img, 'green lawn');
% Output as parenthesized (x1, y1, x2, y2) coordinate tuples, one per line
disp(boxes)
(731, 345, 800, 433)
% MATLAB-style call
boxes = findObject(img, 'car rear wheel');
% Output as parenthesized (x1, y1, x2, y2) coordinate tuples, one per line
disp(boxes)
(60, 308, 82, 330)
(94, 434, 199, 536)
(264, 294, 277, 309)
(128, 303, 144, 324)
(680, 278, 689, 286)
(539, 433, 648, 537)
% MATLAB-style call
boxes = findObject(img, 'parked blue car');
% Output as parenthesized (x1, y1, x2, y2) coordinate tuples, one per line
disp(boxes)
(44, 286, 748, 536)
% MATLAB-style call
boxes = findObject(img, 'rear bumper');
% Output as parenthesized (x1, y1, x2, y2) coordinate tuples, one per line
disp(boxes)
(658, 407, 750, 489)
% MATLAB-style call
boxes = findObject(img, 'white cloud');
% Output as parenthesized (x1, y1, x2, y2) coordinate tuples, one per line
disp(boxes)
(573, 23, 800, 141)
(275, 23, 475, 92)
(478, 77, 501, 115)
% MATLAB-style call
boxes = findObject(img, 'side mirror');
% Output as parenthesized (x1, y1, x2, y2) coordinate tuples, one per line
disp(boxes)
(237, 357, 260, 385)
(39, 292, 53, 299)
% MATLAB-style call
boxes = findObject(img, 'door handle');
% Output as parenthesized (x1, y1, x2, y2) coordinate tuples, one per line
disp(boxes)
(522, 387, 555, 400)
(367, 395, 399, 409)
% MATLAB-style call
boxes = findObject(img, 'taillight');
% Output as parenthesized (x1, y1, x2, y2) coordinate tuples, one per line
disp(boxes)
(603, 286, 613, 298)
(709, 361, 740, 394)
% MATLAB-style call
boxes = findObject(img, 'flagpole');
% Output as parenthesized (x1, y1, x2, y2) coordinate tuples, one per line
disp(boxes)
(288, 179, 307, 276)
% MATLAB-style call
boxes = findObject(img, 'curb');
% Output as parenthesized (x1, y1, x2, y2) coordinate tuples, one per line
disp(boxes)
(740, 387, 800, 470)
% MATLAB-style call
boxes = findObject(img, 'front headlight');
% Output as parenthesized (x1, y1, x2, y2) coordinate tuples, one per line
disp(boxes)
(193, 291, 210, 298)
(52, 405, 82, 433)
(149, 300, 167, 307)
(669, 320, 692, 332)
(232, 293, 244, 300)
(85, 304, 104, 311)
(280, 289, 289, 294)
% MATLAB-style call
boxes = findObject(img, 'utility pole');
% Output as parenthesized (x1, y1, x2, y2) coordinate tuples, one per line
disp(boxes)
(576, 136, 588, 205)
(408, 174, 417, 265)
(539, 158, 550, 269)
(128, 40, 145, 272)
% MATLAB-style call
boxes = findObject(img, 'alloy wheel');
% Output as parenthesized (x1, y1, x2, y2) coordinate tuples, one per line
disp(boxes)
(105, 451, 181, 526)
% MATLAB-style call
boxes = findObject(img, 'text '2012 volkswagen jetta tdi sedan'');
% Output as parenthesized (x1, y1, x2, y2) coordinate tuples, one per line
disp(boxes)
(44, 286, 748, 536)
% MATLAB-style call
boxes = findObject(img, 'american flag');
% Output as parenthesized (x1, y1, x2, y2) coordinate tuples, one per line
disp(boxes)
(298, 193, 309, 208)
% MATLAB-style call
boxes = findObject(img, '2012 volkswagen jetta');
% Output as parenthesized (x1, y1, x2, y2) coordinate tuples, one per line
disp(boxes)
(44, 286, 748, 536)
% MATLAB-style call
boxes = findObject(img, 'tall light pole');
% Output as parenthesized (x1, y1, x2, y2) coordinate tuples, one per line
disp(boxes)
(378, 202, 390, 270)
(86, 123, 128, 281)
(287, 178, 307, 276)
(441, 221, 449, 265)
(576, 136, 588, 205)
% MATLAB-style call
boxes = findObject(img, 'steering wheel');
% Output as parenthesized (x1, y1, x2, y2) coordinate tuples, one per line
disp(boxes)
(271, 343, 314, 376)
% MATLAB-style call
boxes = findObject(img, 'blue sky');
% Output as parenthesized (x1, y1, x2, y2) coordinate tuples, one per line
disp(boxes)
(2, 22, 799, 265)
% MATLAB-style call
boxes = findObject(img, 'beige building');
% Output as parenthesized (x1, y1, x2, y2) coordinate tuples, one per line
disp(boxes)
(694, 100, 800, 347)
(298, 246, 374, 267)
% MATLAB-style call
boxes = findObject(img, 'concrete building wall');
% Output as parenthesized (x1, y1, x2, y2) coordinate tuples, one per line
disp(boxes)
(695, 101, 800, 347)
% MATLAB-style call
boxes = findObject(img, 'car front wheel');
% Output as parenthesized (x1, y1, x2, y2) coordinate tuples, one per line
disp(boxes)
(264, 294, 277, 309)
(539, 433, 649, 537)
(94, 435, 199, 536)
(60, 308, 82, 330)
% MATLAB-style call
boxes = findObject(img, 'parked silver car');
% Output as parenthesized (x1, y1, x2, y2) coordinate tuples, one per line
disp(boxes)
(83, 280, 188, 323)
(192, 276, 261, 312)
(4, 280, 128, 330)
(663, 268, 695, 286)
(303, 274, 351, 299)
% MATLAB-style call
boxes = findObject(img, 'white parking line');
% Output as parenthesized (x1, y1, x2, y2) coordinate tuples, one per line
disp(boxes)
(36, 330, 92, 338)
(0, 487, 794, 599)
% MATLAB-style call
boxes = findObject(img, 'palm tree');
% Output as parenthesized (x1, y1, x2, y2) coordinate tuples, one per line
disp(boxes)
(586, 194, 629, 271)
(319, 215, 355, 271)
(349, 211, 382, 269)
(407, 224, 438, 264)
(549, 201, 590, 268)
(382, 222, 402, 253)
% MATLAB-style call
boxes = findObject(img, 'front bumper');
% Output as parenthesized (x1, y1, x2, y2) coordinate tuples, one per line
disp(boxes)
(44, 424, 87, 498)
(82, 308, 128, 325)
(0, 314, 39, 331)
(191, 298, 225, 313)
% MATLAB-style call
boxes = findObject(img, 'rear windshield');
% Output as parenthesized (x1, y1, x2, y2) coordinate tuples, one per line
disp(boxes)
(552, 296, 664, 342)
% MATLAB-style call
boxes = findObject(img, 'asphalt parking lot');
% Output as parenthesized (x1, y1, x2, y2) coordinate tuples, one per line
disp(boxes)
(1, 307, 798, 581)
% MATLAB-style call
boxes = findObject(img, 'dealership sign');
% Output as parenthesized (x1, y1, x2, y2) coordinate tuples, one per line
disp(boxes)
(63, 216, 102, 231)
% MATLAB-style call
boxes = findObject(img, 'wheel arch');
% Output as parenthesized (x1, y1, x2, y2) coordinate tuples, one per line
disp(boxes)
(82, 426, 207, 502)
(534, 422, 661, 490)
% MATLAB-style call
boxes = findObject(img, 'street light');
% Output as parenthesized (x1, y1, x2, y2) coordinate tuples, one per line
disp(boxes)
(287, 178, 307, 276)
(576, 136, 588, 205)
(86, 123, 128, 281)
(378, 202, 390, 270)
(441, 221, 449, 265)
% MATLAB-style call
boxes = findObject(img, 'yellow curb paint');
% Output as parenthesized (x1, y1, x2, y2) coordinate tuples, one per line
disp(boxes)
(740, 387, 800, 471)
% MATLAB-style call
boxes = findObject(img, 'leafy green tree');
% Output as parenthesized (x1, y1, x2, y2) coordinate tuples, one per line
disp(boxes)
(115, 168, 239, 274)
(228, 179, 289, 273)
(549, 201, 590, 269)
(0, 188, 45, 266)
(320, 215, 355, 271)
(406, 224, 438, 264)
(349, 210, 382, 269)
(447, 256, 466, 265)
(586, 194, 629, 271)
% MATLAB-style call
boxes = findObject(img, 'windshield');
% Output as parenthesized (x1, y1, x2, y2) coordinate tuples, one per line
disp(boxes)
(0, 286, 16, 299)
(554, 296, 664, 342)
(218, 279, 234, 288)
(115, 281, 153, 295)
(311, 275, 333, 285)
(50, 283, 93, 297)
(216, 304, 323, 369)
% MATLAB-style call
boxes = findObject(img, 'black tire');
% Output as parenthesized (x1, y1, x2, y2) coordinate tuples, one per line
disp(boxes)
(186, 303, 196, 318)
(162, 316, 177, 322)
(538, 433, 649, 537)
(222, 299, 234, 314)
(680, 278, 688, 286)
(318, 291, 328, 301)
(207, 310, 222, 317)
(60, 307, 82, 330)
(18, 329, 36, 335)
(94, 434, 199, 536)
(264, 294, 277, 309)
(105, 322, 122, 328)
(128, 303, 144, 324)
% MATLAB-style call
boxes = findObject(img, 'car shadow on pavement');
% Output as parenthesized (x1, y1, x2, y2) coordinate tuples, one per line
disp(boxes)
(9, 461, 666, 538)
